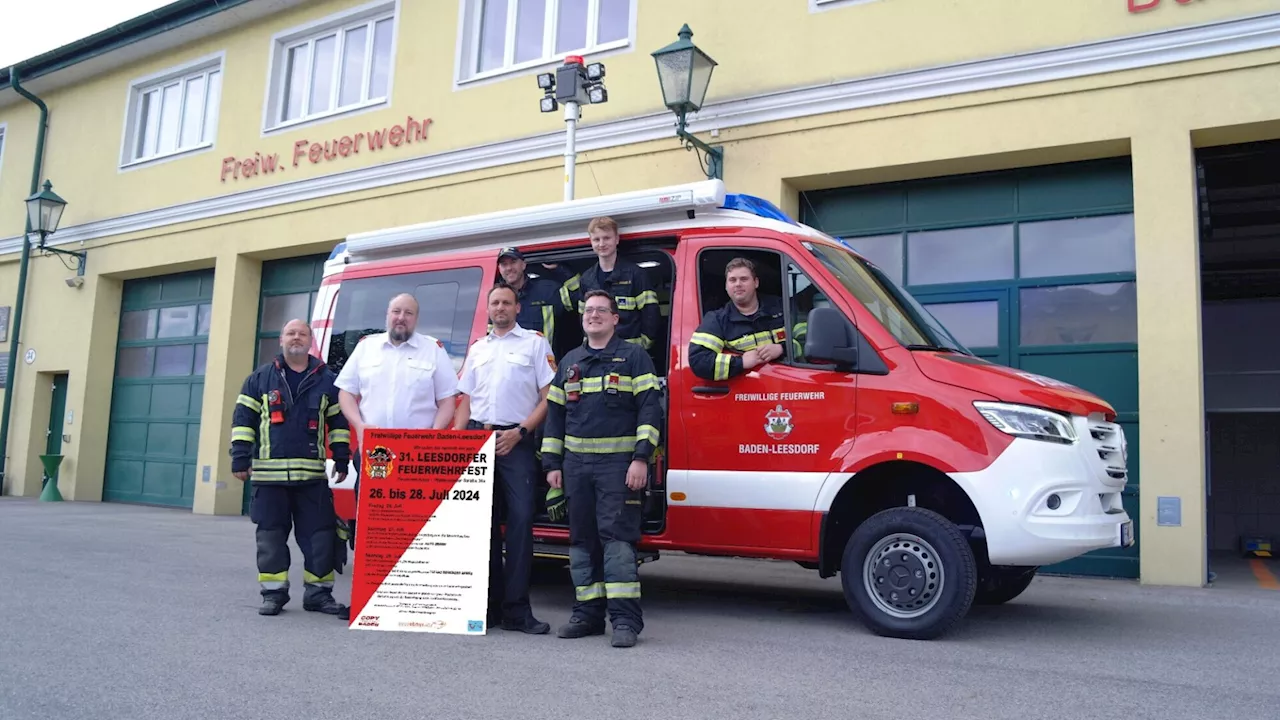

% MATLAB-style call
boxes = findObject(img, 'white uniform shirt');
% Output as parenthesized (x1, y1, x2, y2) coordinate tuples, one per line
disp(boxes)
(334, 331, 459, 429)
(457, 325, 555, 426)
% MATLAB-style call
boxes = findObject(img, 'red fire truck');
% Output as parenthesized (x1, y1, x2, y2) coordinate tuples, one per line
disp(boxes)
(311, 179, 1133, 640)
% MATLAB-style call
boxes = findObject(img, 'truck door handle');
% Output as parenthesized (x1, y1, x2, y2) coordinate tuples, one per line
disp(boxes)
(692, 386, 729, 395)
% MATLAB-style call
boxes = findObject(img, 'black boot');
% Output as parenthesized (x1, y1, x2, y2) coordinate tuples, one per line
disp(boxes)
(611, 625, 638, 648)
(259, 595, 286, 616)
(304, 594, 349, 619)
(556, 617, 605, 638)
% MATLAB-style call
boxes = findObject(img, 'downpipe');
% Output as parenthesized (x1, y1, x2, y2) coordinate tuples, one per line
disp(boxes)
(0, 67, 48, 493)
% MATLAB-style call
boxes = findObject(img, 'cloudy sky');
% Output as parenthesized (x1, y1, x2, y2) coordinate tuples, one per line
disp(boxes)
(0, 0, 172, 69)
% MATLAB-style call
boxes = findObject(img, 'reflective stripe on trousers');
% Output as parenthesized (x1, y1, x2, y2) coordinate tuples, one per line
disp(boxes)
(563, 451, 645, 633)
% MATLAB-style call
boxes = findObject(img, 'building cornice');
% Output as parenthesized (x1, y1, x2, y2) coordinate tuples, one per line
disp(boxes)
(3, 11, 1279, 257)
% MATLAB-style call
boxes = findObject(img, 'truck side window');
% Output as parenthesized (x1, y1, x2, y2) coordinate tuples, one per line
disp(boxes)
(784, 261, 831, 364)
(326, 266, 483, 376)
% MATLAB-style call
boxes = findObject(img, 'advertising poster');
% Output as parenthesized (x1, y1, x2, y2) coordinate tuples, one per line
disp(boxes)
(348, 428, 495, 634)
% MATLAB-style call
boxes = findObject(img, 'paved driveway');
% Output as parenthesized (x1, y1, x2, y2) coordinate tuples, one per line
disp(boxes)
(3, 498, 1279, 720)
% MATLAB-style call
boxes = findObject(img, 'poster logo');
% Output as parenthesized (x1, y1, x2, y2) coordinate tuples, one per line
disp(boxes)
(365, 445, 395, 479)
(764, 404, 794, 440)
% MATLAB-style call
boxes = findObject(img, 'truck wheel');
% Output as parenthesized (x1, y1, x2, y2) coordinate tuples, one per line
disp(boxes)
(841, 507, 976, 640)
(974, 567, 1037, 605)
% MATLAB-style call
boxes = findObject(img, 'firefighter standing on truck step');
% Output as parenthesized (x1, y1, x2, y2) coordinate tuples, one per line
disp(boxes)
(495, 247, 573, 353)
(688, 256, 805, 381)
(542, 289, 662, 648)
(230, 318, 352, 619)
(560, 216, 660, 356)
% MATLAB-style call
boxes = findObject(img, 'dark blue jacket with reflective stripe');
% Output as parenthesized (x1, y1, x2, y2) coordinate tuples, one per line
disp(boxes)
(688, 295, 805, 382)
(562, 258, 660, 352)
(230, 354, 351, 484)
(514, 273, 570, 348)
(540, 334, 664, 472)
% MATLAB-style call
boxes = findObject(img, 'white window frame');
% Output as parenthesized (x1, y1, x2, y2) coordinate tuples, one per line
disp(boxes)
(810, 0, 884, 11)
(261, 0, 400, 135)
(455, 0, 636, 87)
(118, 52, 225, 170)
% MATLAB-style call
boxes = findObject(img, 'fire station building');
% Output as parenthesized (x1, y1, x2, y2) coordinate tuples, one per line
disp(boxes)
(1, 0, 1279, 589)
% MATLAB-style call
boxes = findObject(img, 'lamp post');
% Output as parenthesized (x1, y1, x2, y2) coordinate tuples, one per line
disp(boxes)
(652, 24, 723, 180)
(538, 56, 609, 201)
(24, 180, 84, 279)
(23, 179, 75, 502)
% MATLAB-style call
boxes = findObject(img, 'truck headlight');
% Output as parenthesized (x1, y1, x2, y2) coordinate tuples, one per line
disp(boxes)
(974, 402, 1078, 445)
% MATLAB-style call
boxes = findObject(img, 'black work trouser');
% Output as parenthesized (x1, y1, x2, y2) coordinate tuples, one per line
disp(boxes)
(470, 422, 538, 622)
(563, 451, 644, 633)
(249, 478, 336, 606)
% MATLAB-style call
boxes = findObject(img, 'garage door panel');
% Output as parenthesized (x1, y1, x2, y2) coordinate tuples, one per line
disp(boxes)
(107, 422, 148, 453)
(146, 423, 189, 455)
(110, 384, 151, 416)
(907, 176, 1014, 226)
(1019, 352, 1139, 414)
(190, 383, 204, 416)
(142, 461, 186, 499)
(186, 424, 202, 456)
(104, 460, 145, 496)
(1020, 353, 1139, 426)
(149, 385, 191, 417)
(1015, 162, 1133, 216)
(159, 274, 205, 302)
(104, 270, 212, 509)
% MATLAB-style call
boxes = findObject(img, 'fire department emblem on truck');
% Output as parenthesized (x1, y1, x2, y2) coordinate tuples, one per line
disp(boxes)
(764, 404, 794, 440)
(365, 445, 395, 479)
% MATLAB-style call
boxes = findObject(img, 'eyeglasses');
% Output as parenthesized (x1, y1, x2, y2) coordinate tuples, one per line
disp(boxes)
(582, 307, 614, 316)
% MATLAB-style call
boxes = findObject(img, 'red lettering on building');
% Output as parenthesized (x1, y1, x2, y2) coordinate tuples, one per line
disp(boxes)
(1129, 0, 1198, 13)
(221, 152, 283, 182)
(221, 115, 432, 181)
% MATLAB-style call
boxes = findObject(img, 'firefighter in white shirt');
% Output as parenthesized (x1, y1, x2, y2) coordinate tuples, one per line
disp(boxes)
(454, 282, 555, 635)
(335, 292, 460, 546)
(335, 292, 460, 440)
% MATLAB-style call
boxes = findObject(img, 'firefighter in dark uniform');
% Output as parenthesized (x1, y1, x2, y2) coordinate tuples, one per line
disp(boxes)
(542, 289, 663, 648)
(561, 216, 660, 356)
(231, 318, 352, 618)
(689, 256, 806, 381)
(496, 247, 573, 353)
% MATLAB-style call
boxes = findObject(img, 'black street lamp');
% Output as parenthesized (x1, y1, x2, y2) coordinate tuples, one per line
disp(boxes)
(24, 179, 85, 279)
(652, 24, 723, 180)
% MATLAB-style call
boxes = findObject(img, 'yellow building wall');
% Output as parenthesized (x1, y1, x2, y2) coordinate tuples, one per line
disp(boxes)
(0, 0, 1274, 237)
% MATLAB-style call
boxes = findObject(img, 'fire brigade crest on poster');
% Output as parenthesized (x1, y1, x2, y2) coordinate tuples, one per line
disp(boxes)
(347, 428, 496, 635)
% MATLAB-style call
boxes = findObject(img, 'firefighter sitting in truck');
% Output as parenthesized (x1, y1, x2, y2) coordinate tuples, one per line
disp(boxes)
(689, 256, 804, 381)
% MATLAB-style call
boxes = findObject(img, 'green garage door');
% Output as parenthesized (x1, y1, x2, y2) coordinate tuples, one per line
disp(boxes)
(242, 254, 329, 514)
(800, 158, 1140, 579)
(104, 270, 215, 508)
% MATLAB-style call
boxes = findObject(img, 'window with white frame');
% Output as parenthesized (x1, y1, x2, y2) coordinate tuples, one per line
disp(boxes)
(464, 0, 633, 81)
(122, 58, 223, 166)
(265, 3, 396, 130)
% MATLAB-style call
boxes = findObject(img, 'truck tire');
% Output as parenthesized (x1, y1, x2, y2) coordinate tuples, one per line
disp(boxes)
(974, 567, 1037, 605)
(841, 507, 977, 640)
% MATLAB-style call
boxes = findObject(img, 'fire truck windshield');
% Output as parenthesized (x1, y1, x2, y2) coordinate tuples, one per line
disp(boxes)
(803, 241, 970, 354)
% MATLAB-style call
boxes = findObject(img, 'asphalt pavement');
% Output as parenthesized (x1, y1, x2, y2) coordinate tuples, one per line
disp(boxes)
(3, 497, 1280, 720)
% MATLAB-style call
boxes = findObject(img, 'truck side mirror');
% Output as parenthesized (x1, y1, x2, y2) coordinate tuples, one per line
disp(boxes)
(803, 306, 859, 370)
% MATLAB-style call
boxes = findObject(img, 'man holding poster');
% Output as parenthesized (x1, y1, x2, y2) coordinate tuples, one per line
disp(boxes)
(453, 282, 555, 635)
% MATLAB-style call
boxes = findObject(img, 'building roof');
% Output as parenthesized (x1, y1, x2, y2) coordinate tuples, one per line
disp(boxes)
(0, 0, 306, 104)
